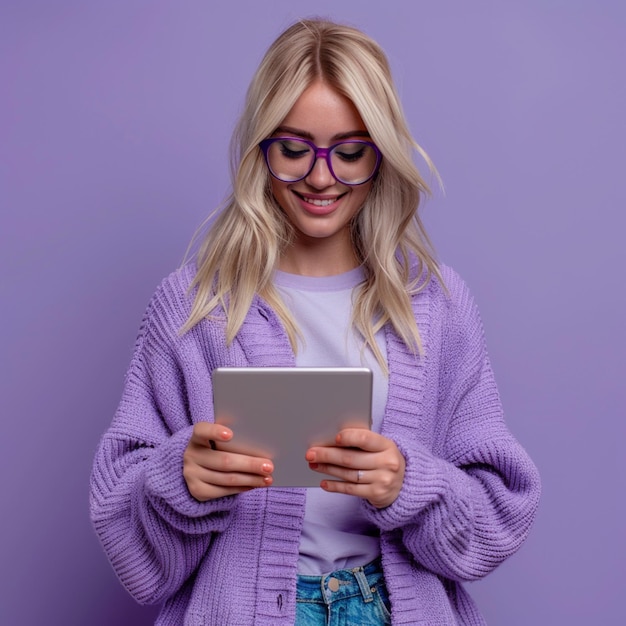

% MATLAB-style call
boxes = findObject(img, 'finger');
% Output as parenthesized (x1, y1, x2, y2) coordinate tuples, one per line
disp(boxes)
(193, 464, 274, 489)
(320, 478, 393, 508)
(318, 478, 368, 498)
(183, 461, 274, 502)
(334, 428, 388, 452)
(190, 422, 233, 447)
(186, 477, 270, 502)
(309, 462, 371, 484)
(191, 447, 274, 477)
(305, 446, 378, 470)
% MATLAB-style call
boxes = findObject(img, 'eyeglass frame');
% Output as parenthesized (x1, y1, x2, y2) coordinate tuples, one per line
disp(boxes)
(258, 136, 383, 186)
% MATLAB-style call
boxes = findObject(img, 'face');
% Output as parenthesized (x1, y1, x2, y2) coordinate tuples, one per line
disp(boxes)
(268, 81, 374, 273)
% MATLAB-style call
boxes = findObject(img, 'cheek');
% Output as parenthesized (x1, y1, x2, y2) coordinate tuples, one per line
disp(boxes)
(269, 179, 290, 211)
(351, 184, 373, 214)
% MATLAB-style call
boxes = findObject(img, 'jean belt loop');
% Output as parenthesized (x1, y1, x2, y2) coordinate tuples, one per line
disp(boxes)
(353, 566, 374, 603)
(320, 574, 332, 604)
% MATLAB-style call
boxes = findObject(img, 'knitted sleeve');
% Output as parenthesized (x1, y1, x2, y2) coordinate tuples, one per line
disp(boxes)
(90, 271, 238, 605)
(364, 269, 541, 582)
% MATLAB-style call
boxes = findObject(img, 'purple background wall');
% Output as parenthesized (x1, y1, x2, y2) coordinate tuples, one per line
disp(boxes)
(2, 1, 624, 624)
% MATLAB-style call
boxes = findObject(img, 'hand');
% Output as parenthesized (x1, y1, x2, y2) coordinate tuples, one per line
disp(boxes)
(183, 422, 274, 502)
(305, 429, 406, 509)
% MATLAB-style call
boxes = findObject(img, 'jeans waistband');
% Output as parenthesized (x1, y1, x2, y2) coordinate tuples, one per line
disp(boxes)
(296, 559, 385, 605)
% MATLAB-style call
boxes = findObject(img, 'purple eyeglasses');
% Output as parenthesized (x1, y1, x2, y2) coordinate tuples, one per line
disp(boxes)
(259, 136, 382, 186)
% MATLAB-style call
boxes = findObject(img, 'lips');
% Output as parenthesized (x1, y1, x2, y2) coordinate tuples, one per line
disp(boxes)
(293, 190, 347, 215)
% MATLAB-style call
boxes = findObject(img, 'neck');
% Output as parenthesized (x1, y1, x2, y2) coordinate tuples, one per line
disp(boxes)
(278, 237, 359, 277)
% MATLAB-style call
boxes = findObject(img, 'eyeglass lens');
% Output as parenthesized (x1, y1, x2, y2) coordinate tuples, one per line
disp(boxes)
(266, 139, 378, 185)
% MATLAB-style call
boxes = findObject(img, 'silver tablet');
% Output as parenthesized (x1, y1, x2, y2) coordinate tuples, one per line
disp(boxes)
(212, 367, 372, 487)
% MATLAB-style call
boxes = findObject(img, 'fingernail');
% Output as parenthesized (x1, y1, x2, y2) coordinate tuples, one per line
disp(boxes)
(305, 451, 315, 462)
(309, 462, 319, 469)
(262, 463, 272, 473)
(263, 476, 272, 485)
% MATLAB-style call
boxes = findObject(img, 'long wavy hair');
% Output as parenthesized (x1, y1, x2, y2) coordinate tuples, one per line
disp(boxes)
(183, 18, 442, 372)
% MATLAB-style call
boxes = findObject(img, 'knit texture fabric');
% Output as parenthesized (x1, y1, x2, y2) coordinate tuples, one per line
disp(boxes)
(90, 263, 540, 625)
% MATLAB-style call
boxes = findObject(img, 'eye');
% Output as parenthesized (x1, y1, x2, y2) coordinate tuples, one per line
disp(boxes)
(334, 144, 366, 162)
(278, 140, 311, 160)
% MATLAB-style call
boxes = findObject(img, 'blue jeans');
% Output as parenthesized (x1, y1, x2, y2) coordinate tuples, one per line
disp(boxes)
(295, 559, 391, 625)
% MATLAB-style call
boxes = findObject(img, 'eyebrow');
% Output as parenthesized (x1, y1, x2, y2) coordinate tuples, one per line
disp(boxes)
(274, 126, 371, 141)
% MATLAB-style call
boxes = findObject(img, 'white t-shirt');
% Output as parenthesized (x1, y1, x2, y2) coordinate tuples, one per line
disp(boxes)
(274, 266, 388, 575)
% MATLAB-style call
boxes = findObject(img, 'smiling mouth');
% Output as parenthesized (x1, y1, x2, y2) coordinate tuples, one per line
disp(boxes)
(294, 192, 347, 207)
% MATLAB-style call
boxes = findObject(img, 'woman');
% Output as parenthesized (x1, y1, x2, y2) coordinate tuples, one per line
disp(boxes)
(91, 19, 540, 625)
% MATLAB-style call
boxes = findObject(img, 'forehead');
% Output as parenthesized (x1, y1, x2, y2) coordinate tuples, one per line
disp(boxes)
(278, 80, 368, 142)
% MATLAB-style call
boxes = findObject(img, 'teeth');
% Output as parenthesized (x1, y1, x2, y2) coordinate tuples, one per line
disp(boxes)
(303, 197, 335, 207)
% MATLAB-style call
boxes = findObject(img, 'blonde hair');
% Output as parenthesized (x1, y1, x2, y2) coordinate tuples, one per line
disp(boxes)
(183, 18, 442, 372)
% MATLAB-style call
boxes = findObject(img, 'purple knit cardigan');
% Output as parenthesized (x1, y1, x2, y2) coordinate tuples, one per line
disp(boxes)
(90, 263, 540, 625)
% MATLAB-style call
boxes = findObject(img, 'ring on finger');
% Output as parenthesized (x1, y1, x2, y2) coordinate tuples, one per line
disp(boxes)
(356, 469, 364, 483)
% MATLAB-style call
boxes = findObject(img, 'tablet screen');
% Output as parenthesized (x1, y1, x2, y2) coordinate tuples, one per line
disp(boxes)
(212, 367, 372, 487)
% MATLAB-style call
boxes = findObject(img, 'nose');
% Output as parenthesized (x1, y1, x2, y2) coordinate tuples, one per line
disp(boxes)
(305, 155, 336, 189)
